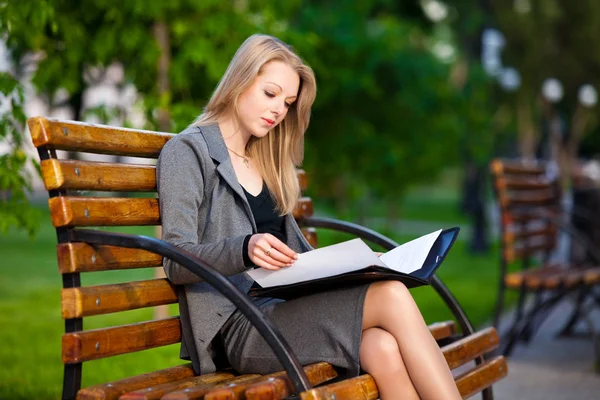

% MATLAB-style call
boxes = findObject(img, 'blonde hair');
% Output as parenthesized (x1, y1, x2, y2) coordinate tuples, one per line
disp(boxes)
(195, 34, 316, 215)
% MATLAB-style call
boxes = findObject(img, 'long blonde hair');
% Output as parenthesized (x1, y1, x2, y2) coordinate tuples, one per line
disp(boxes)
(195, 34, 316, 215)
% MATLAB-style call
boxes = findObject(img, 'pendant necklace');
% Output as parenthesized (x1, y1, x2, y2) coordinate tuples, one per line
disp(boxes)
(227, 147, 250, 168)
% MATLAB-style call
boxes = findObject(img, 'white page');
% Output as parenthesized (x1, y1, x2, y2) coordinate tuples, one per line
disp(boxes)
(379, 229, 442, 274)
(247, 238, 386, 288)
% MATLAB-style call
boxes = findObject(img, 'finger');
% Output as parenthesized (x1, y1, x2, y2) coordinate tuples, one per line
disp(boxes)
(265, 235, 298, 259)
(264, 247, 295, 264)
(253, 257, 282, 271)
(254, 249, 290, 268)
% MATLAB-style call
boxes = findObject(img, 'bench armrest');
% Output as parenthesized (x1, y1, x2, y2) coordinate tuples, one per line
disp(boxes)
(70, 229, 312, 394)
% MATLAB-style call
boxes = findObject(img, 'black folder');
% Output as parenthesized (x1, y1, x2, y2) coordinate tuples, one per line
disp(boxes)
(249, 227, 460, 300)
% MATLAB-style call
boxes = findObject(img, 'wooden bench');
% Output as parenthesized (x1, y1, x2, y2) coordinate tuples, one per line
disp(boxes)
(490, 158, 600, 358)
(30, 116, 508, 400)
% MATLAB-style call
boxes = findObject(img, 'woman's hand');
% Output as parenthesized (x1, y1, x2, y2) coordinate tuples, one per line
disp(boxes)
(248, 233, 298, 270)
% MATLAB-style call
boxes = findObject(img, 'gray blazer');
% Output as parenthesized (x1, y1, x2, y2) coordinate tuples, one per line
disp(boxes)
(157, 124, 313, 374)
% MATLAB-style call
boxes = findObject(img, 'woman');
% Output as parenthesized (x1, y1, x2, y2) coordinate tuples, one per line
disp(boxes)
(157, 34, 461, 399)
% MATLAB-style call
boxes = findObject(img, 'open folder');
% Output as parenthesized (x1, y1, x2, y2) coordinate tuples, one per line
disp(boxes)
(248, 227, 460, 300)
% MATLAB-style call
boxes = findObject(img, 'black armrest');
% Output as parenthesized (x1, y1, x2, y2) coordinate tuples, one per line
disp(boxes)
(70, 229, 311, 393)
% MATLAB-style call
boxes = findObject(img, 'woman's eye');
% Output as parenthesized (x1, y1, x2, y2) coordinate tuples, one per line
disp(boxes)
(264, 91, 275, 98)
(284, 102, 292, 108)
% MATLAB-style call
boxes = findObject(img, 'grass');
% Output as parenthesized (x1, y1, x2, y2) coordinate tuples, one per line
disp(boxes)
(0, 195, 506, 399)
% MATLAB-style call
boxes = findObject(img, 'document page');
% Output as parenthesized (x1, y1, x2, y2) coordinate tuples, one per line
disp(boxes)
(379, 229, 442, 274)
(247, 238, 386, 288)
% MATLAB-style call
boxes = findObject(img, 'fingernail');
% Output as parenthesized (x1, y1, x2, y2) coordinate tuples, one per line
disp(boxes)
(294, 254, 298, 260)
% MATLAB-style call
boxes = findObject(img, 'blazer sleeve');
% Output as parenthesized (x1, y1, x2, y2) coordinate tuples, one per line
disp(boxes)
(157, 135, 249, 285)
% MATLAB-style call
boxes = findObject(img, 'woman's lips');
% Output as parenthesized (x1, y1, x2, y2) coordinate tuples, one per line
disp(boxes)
(262, 118, 275, 126)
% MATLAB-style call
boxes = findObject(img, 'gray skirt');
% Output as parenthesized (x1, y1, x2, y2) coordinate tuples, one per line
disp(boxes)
(220, 283, 371, 378)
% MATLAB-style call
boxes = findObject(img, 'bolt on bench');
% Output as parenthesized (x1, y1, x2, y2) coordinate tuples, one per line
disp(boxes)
(30, 116, 508, 400)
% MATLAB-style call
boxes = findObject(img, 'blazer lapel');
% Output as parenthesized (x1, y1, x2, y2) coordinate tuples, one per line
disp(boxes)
(197, 124, 257, 232)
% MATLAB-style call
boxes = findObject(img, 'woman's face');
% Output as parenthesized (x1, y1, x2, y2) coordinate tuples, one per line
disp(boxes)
(236, 60, 300, 138)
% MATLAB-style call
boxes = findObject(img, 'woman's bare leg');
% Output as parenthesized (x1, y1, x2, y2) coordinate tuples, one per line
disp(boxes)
(362, 281, 461, 399)
(360, 327, 419, 399)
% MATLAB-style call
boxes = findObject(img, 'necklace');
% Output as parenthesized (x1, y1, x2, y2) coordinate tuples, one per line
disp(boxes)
(227, 147, 250, 168)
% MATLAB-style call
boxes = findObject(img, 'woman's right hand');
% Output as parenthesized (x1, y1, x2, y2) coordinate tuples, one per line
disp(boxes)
(248, 233, 298, 270)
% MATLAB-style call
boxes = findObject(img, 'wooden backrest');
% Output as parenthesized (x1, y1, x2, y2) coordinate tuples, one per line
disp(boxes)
(29, 116, 316, 366)
(490, 159, 561, 264)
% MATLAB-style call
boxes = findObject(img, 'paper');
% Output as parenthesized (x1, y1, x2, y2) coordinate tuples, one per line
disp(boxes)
(247, 229, 443, 288)
(247, 238, 385, 288)
(379, 229, 442, 274)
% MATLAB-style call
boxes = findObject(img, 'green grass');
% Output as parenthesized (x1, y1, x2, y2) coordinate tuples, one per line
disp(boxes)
(0, 200, 505, 399)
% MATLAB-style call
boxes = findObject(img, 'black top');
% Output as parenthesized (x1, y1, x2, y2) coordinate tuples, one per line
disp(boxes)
(241, 183, 285, 266)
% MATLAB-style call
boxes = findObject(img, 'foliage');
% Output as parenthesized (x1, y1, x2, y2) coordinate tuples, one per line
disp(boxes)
(1, 0, 498, 230)
(487, 1, 600, 159)
(0, 72, 42, 237)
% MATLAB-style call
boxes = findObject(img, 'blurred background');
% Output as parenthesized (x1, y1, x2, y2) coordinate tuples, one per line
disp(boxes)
(1, 1, 600, 398)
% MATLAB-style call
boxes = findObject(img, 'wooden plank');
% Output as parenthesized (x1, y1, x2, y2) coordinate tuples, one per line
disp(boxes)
(206, 362, 337, 400)
(49, 197, 160, 227)
(496, 177, 553, 191)
(41, 159, 156, 192)
(28, 117, 173, 157)
(162, 375, 262, 400)
(76, 363, 195, 400)
(297, 169, 308, 192)
(442, 327, 499, 370)
(57, 243, 162, 273)
(299, 374, 378, 400)
(490, 159, 546, 176)
(61, 278, 177, 318)
(62, 317, 181, 363)
(502, 192, 558, 208)
(301, 227, 318, 248)
(504, 242, 555, 263)
(504, 227, 557, 245)
(584, 267, 600, 285)
(292, 197, 313, 220)
(455, 356, 508, 399)
(118, 373, 236, 400)
(429, 321, 456, 341)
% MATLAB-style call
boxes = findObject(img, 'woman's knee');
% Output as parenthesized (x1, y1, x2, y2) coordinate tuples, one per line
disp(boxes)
(360, 328, 401, 372)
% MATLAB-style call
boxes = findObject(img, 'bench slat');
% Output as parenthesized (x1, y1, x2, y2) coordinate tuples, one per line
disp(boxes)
(41, 159, 157, 192)
(428, 321, 456, 341)
(299, 374, 378, 400)
(120, 362, 336, 400)
(62, 278, 177, 318)
(504, 242, 555, 263)
(292, 197, 313, 220)
(244, 362, 337, 400)
(490, 159, 546, 176)
(117, 372, 236, 400)
(500, 192, 558, 208)
(455, 356, 508, 399)
(57, 243, 162, 273)
(301, 227, 318, 248)
(204, 362, 337, 400)
(76, 363, 195, 400)
(28, 117, 173, 157)
(62, 317, 181, 363)
(442, 327, 499, 370)
(162, 375, 263, 400)
(495, 177, 553, 190)
(49, 197, 160, 227)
